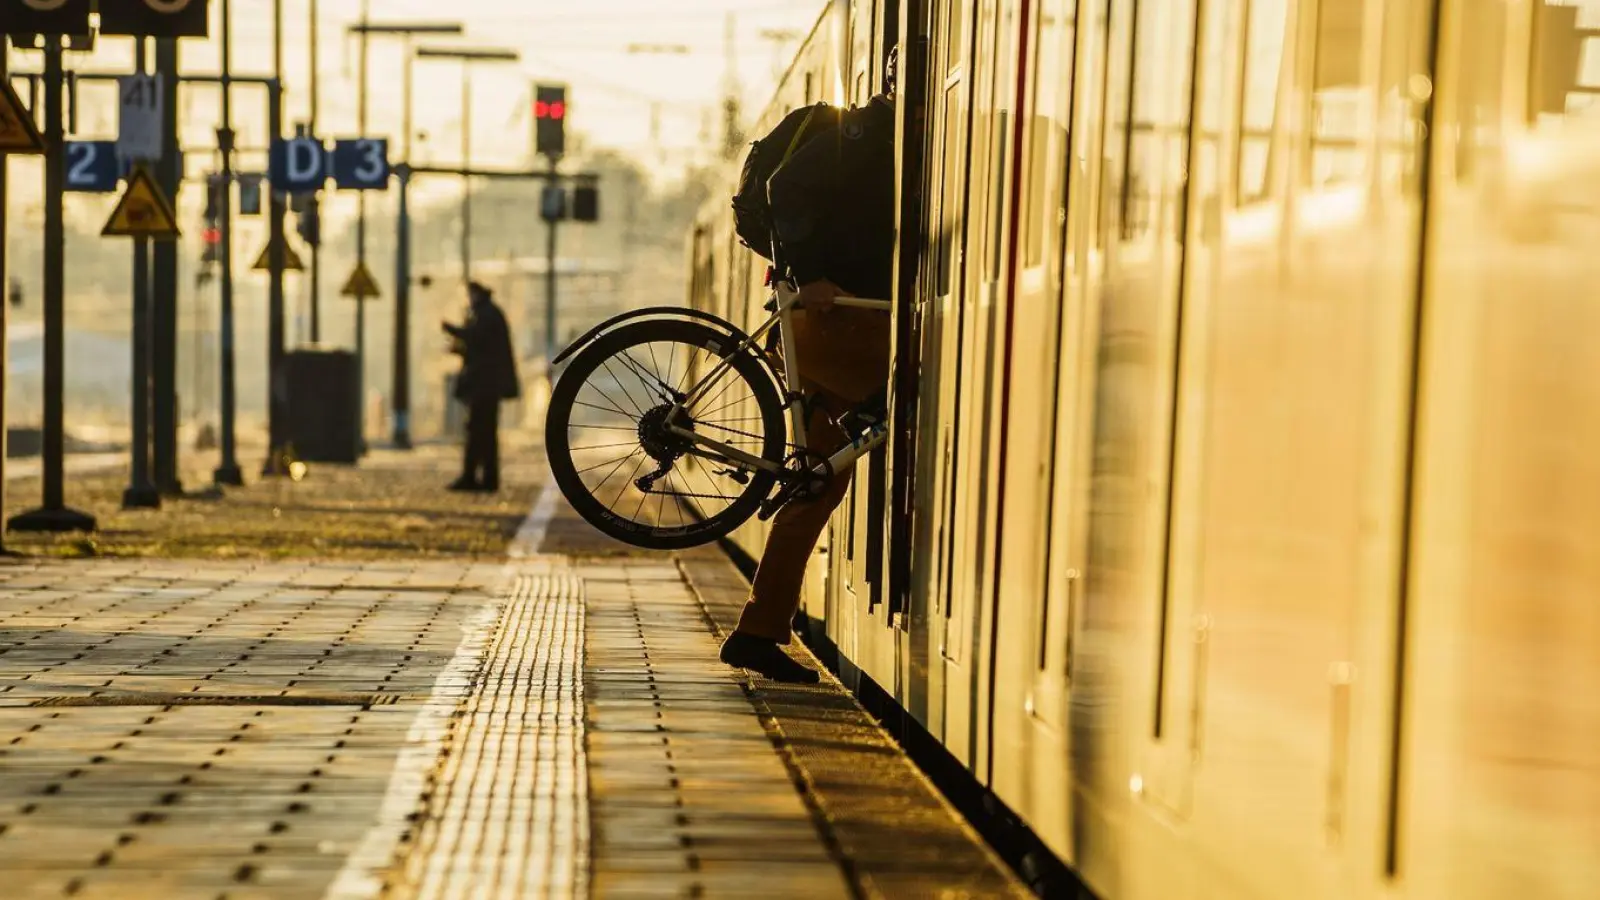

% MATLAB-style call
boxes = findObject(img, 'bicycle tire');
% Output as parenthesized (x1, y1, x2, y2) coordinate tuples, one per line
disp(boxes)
(545, 317, 788, 550)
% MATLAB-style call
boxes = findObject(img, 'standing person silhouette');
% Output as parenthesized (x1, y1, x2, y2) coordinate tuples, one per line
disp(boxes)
(443, 282, 519, 492)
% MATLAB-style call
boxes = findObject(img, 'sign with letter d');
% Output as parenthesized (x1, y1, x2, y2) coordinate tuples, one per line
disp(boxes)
(269, 136, 327, 194)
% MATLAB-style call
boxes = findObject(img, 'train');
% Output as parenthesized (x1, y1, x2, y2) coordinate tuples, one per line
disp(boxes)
(685, 0, 1600, 898)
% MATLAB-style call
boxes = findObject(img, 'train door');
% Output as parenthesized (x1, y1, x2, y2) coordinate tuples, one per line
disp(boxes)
(906, 0, 977, 739)
(832, 0, 897, 684)
(1087, 0, 1207, 832)
(988, 0, 1099, 861)
(936, 0, 1024, 772)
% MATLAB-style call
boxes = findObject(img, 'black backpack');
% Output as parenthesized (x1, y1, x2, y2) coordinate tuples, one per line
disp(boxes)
(730, 102, 839, 261)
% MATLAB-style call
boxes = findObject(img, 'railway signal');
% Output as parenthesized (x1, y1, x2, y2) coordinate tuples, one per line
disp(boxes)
(98, 0, 211, 38)
(534, 84, 567, 160)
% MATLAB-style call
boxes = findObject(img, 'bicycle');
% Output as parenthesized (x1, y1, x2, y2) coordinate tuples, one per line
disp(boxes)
(544, 279, 892, 550)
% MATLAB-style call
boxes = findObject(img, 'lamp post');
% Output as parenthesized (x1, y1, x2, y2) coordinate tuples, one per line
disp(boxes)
(345, 22, 463, 450)
(414, 46, 521, 286)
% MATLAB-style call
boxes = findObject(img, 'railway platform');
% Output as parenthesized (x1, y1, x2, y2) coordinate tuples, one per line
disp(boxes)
(0, 456, 1027, 899)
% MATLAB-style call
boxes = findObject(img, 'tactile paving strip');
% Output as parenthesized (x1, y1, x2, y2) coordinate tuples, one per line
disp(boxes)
(384, 564, 588, 899)
(581, 560, 854, 899)
(676, 549, 1034, 899)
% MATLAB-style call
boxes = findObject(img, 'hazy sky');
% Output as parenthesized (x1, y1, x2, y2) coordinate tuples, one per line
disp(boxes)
(5, 0, 827, 183)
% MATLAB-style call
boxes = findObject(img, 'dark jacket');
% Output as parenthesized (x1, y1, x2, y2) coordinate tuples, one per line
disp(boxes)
(766, 96, 897, 299)
(447, 300, 520, 403)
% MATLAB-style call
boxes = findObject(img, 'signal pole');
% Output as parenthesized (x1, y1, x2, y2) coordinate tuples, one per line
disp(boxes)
(263, 0, 289, 475)
(123, 38, 161, 509)
(152, 37, 182, 494)
(354, 0, 369, 456)
(0, 39, 9, 540)
(9, 36, 95, 532)
(308, 0, 321, 343)
(533, 84, 568, 382)
(213, 0, 243, 486)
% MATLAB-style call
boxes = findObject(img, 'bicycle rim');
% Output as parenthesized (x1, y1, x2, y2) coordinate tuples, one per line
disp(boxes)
(545, 318, 786, 549)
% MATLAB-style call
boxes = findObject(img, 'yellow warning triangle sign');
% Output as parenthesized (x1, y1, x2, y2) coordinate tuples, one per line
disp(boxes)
(341, 262, 381, 299)
(253, 239, 305, 272)
(102, 165, 181, 239)
(0, 80, 46, 154)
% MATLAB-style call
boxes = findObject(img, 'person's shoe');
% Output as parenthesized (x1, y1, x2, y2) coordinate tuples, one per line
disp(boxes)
(448, 476, 480, 492)
(477, 480, 500, 493)
(719, 632, 820, 684)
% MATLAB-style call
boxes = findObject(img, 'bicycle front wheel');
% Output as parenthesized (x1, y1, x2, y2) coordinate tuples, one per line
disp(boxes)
(545, 318, 788, 549)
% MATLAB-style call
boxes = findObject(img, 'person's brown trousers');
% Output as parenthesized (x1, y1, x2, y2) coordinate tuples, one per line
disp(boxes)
(734, 306, 890, 643)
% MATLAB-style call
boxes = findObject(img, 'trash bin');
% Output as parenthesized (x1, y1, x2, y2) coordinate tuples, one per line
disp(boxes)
(285, 350, 361, 463)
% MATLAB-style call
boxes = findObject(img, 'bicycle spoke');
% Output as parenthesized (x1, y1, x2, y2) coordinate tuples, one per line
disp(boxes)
(695, 393, 758, 421)
(574, 395, 634, 420)
(681, 466, 732, 505)
(569, 439, 640, 453)
(631, 471, 653, 523)
(600, 358, 650, 417)
(577, 448, 639, 477)
(608, 454, 651, 517)
(691, 369, 746, 418)
(621, 350, 675, 403)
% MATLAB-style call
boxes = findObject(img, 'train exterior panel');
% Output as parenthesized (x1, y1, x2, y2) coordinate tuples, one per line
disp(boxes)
(685, 0, 1600, 897)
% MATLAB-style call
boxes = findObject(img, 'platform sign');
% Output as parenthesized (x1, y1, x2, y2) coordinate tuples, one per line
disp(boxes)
(64, 141, 121, 192)
(341, 262, 381, 299)
(332, 138, 389, 190)
(4, 0, 93, 39)
(269, 136, 328, 194)
(101, 164, 181, 239)
(116, 74, 164, 162)
(252, 240, 305, 272)
(0, 81, 45, 154)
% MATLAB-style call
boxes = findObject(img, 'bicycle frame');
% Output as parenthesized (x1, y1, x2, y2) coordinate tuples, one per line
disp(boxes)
(666, 281, 892, 483)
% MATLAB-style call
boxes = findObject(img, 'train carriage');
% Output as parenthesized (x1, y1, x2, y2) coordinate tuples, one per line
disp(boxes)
(683, 0, 1600, 897)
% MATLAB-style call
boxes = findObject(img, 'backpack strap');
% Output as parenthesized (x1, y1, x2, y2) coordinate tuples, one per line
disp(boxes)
(779, 105, 820, 166)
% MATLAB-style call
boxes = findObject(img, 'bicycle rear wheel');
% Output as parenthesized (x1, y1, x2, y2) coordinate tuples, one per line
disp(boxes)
(545, 318, 788, 549)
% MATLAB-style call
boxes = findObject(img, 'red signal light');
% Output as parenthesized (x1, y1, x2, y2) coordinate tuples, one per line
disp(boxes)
(549, 101, 565, 120)
(202, 227, 221, 245)
(534, 100, 567, 120)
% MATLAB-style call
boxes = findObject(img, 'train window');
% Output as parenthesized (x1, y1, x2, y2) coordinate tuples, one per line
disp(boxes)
(1123, 0, 1199, 242)
(939, 107, 963, 297)
(948, 0, 969, 71)
(1025, 0, 1076, 268)
(1190, 0, 1228, 240)
(1313, 0, 1364, 91)
(1451, 0, 1509, 180)
(1306, 0, 1368, 187)
(1236, 0, 1290, 204)
(1529, 2, 1588, 121)
(1377, 0, 1436, 194)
